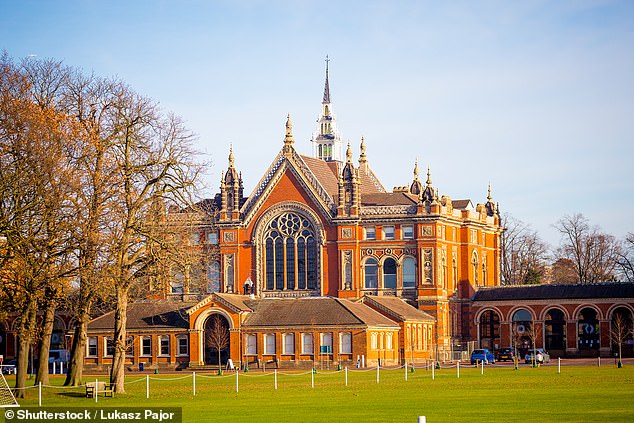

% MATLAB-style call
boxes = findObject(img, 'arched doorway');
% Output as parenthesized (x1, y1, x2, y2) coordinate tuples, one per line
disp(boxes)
(544, 308, 566, 356)
(611, 307, 633, 358)
(512, 308, 533, 358)
(479, 310, 500, 351)
(578, 307, 600, 354)
(204, 314, 230, 366)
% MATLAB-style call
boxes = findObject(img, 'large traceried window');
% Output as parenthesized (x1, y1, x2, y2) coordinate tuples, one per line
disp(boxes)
(264, 212, 317, 291)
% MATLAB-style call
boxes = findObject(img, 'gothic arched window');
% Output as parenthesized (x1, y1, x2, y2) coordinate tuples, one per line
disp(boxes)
(383, 258, 397, 289)
(364, 258, 378, 289)
(264, 212, 317, 291)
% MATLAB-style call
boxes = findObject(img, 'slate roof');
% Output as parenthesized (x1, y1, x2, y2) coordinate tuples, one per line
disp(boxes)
(361, 192, 419, 207)
(242, 297, 398, 328)
(451, 199, 473, 210)
(88, 302, 193, 331)
(362, 296, 436, 322)
(299, 155, 386, 206)
(473, 283, 634, 302)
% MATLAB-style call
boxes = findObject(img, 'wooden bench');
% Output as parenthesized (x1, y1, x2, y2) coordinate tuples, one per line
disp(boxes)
(85, 381, 114, 398)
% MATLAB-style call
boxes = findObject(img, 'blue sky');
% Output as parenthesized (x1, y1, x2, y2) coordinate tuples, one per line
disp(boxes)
(2, 0, 633, 247)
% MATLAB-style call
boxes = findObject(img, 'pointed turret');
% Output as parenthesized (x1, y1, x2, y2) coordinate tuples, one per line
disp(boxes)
(338, 142, 360, 217)
(283, 113, 295, 155)
(311, 55, 343, 162)
(220, 146, 243, 221)
(358, 136, 368, 173)
(484, 182, 497, 217)
(420, 166, 436, 204)
(410, 159, 422, 195)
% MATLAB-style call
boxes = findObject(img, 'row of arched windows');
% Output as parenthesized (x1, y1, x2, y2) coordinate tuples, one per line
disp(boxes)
(363, 257, 416, 290)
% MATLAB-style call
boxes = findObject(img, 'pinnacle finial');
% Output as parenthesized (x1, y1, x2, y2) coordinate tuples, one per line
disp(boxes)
(426, 166, 432, 186)
(228, 144, 234, 167)
(359, 136, 367, 160)
(413, 159, 420, 180)
(284, 113, 294, 146)
(346, 142, 352, 163)
(487, 182, 492, 202)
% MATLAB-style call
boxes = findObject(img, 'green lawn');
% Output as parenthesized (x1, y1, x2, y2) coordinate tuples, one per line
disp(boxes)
(5, 364, 634, 422)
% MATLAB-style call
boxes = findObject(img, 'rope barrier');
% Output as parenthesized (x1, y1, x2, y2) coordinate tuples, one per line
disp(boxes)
(148, 375, 192, 381)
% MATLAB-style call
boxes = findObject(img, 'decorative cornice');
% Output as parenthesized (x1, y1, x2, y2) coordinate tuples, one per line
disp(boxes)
(360, 204, 417, 216)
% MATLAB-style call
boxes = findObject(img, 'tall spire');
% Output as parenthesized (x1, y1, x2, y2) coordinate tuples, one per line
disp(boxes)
(323, 55, 331, 104)
(311, 55, 343, 162)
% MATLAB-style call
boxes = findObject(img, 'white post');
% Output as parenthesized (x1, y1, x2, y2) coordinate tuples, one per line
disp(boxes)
(418, 417, 427, 423)
(361, 355, 365, 368)
(457, 361, 460, 379)
(193, 372, 196, 396)
(94, 378, 98, 403)
(481, 359, 484, 375)
(432, 361, 435, 380)
(598, 357, 601, 367)
(558, 357, 561, 374)
(345, 366, 348, 387)
(60, 361, 64, 374)
(39, 381, 42, 407)
(235, 370, 239, 393)
(311, 370, 314, 389)
(376, 363, 379, 384)
(274, 369, 277, 390)
(146, 374, 149, 399)
(405, 362, 408, 381)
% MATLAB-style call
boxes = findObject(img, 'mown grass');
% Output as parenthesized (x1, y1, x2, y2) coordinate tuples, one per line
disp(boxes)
(6, 364, 634, 422)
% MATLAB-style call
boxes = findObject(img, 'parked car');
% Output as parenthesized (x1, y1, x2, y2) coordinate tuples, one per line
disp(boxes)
(525, 348, 550, 364)
(496, 347, 515, 362)
(470, 349, 496, 365)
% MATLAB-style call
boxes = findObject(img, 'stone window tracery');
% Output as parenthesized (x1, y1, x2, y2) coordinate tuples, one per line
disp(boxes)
(264, 212, 317, 291)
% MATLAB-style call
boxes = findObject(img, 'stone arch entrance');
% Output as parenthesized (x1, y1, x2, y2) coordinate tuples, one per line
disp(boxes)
(203, 314, 231, 366)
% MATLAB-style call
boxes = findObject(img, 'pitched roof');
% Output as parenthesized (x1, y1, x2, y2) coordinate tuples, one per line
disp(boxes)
(473, 283, 634, 302)
(299, 155, 387, 206)
(88, 302, 193, 331)
(242, 297, 398, 328)
(362, 296, 436, 322)
(361, 192, 419, 207)
(452, 199, 473, 210)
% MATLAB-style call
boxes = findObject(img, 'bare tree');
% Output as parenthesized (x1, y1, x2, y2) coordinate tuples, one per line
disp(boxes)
(107, 86, 202, 393)
(616, 233, 634, 282)
(550, 258, 578, 284)
(553, 214, 620, 283)
(610, 312, 632, 368)
(501, 214, 548, 285)
(205, 315, 229, 373)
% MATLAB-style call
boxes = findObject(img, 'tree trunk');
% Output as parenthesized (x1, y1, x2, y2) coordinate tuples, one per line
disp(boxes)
(64, 312, 88, 386)
(14, 301, 37, 398)
(35, 299, 57, 386)
(110, 286, 128, 393)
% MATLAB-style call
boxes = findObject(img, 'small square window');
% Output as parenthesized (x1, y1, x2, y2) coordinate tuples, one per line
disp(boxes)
(383, 226, 395, 240)
(207, 232, 218, 245)
(403, 225, 414, 239)
(365, 227, 376, 240)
